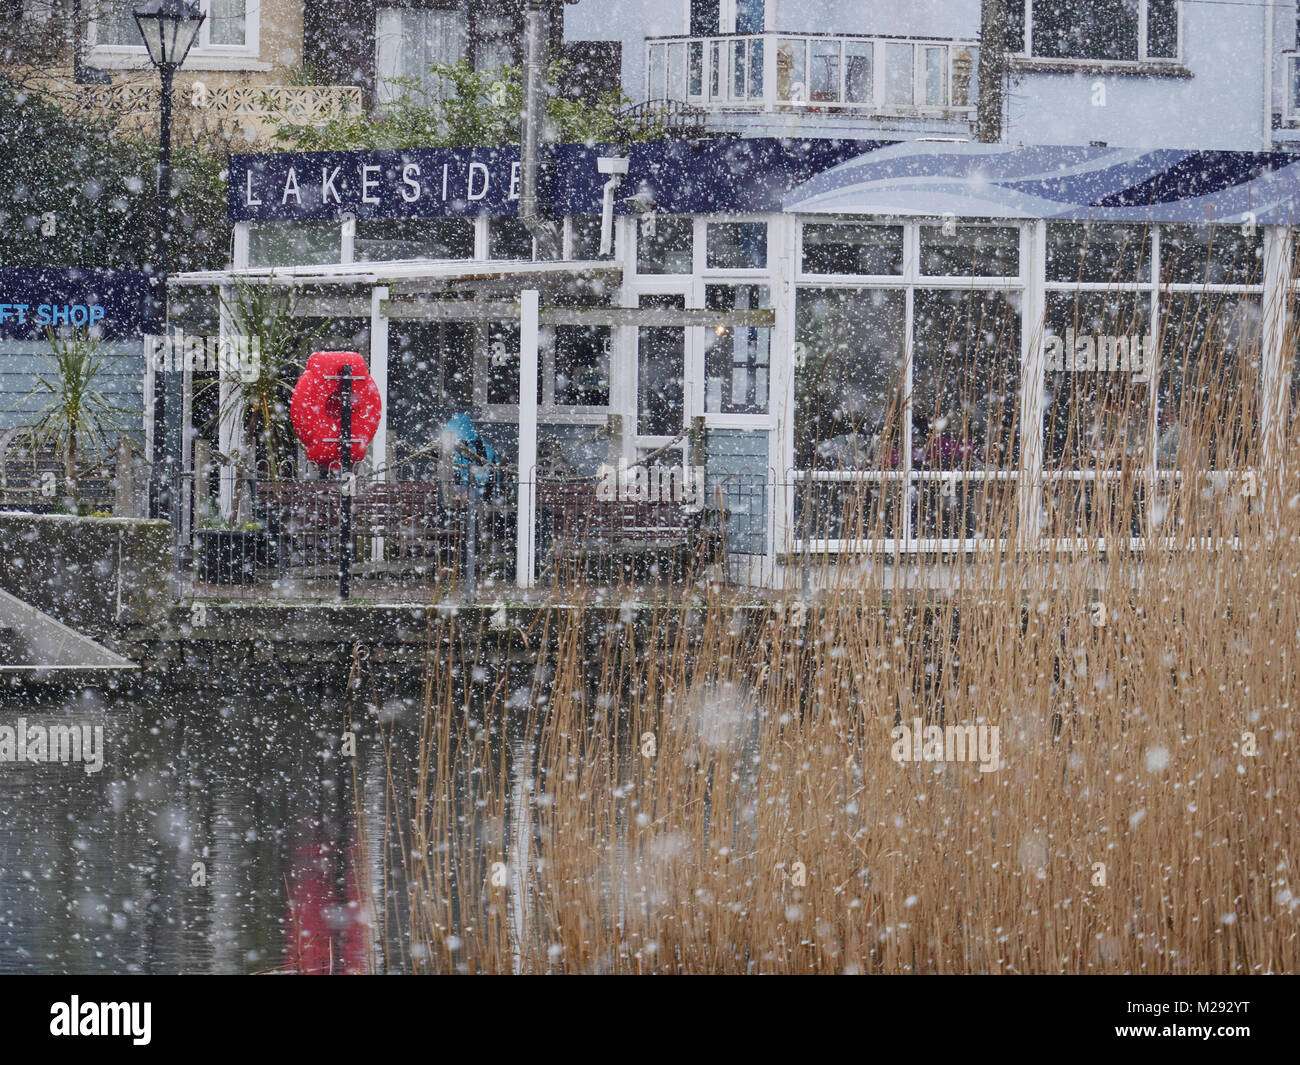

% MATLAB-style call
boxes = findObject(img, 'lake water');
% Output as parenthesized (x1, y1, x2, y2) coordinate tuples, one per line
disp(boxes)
(0, 668, 419, 974)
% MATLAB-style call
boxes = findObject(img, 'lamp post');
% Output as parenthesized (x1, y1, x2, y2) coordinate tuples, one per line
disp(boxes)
(134, 0, 205, 519)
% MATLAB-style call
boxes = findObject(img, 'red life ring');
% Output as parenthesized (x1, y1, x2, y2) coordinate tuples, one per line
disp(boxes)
(290, 351, 383, 467)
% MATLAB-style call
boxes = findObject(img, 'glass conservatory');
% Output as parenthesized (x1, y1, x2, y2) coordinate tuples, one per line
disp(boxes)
(164, 139, 1300, 590)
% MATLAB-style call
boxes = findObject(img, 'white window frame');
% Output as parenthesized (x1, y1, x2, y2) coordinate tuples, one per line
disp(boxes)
(790, 217, 1029, 556)
(1014, 0, 1183, 65)
(88, 0, 262, 70)
(684, 0, 763, 36)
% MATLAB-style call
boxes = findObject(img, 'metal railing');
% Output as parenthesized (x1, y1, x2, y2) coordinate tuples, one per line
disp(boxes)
(645, 33, 978, 117)
(162, 463, 1261, 601)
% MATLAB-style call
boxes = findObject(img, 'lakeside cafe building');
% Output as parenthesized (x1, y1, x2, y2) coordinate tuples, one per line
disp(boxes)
(166, 138, 1300, 590)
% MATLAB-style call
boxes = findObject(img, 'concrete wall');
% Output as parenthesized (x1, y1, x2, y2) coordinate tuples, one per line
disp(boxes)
(0, 514, 172, 635)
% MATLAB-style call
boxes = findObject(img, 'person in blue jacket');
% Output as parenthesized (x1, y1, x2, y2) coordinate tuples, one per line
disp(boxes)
(443, 412, 499, 487)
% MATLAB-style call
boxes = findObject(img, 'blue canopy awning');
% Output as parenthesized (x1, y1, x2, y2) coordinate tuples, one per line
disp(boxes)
(783, 142, 1300, 225)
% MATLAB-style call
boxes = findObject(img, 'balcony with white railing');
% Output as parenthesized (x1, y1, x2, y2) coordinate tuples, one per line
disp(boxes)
(645, 33, 979, 121)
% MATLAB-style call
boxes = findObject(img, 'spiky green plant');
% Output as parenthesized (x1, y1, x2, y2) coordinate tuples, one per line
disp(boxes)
(26, 327, 129, 511)
(214, 279, 329, 477)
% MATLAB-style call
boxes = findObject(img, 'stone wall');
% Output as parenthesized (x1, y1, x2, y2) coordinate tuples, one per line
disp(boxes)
(0, 513, 172, 636)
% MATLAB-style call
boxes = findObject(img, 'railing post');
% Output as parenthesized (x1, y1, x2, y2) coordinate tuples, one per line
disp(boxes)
(517, 289, 540, 589)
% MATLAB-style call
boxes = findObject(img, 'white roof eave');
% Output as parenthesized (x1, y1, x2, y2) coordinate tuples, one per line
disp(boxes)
(167, 258, 623, 288)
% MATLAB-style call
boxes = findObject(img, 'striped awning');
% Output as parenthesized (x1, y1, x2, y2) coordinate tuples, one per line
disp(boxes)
(783, 142, 1300, 225)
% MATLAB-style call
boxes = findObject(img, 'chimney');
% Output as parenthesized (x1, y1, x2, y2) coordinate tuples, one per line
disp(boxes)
(519, 0, 567, 260)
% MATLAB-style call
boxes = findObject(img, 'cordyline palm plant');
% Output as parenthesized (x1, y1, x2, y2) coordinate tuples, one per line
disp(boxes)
(214, 278, 327, 479)
(26, 327, 129, 511)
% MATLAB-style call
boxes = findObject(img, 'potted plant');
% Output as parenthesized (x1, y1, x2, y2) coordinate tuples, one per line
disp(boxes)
(195, 517, 276, 584)
(26, 326, 130, 513)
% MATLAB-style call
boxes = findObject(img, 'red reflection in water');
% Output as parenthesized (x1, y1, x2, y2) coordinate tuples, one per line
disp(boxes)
(284, 837, 370, 975)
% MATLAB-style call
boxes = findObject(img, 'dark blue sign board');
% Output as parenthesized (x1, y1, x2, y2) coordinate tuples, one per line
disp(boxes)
(623, 137, 886, 215)
(0, 268, 152, 342)
(227, 138, 892, 223)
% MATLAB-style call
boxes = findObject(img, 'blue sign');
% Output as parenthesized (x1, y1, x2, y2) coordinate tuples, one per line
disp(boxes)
(0, 269, 152, 341)
(623, 137, 887, 215)
(230, 146, 552, 222)
(227, 139, 892, 223)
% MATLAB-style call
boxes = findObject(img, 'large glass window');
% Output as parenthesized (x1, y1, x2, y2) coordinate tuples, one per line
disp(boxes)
(98, 0, 249, 49)
(375, 7, 469, 105)
(637, 294, 686, 437)
(802, 223, 903, 276)
(794, 288, 906, 471)
(387, 320, 474, 474)
(794, 219, 1023, 545)
(1043, 291, 1153, 467)
(1013, 0, 1181, 62)
(705, 285, 770, 414)
(1157, 292, 1260, 471)
(794, 287, 908, 541)
(553, 326, 611, 408)
(1043, 222, 1155, 540)
(911, 289, 1021, 471)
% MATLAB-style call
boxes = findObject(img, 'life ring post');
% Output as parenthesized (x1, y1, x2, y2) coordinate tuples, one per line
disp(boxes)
(339, 363, 352, 602)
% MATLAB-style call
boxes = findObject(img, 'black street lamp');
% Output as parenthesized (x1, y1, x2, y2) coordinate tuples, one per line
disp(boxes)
(135, 0, 205, 519)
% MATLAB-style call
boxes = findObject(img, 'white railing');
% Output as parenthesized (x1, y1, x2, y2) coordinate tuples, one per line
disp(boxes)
(73, 83, 363, 120)
(646, 33, 978, 117)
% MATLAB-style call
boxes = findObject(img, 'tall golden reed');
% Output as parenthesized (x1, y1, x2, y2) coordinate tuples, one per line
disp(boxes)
(375, 277, 1299, 974)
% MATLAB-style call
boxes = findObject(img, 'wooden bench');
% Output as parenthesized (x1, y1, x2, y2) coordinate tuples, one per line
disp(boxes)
(254, 479, 461, 573)
(537, 480, 726, 580)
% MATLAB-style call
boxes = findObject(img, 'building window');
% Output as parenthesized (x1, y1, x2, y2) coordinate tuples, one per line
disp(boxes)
(95, 0, 251, 52)
(920, 224, 1020, 278)
(375, 6, 469, 105)
(1011, 0, 1181, 63)
(690, 0, 720, 37)
(706, 222, 767, 270)
(735, 0, 764, 34)
(490, 218, 535, 261)
(1040, 221, 1262, 542)
(473, 12, 515, 72)
(354, 219, 475, 263)
(705, 285, 770, 415)
(636, 217, 693, 275)
(637, 294, 687, 437)
(801, 224, 903, 276)
(553, 326, 611, 407)
(247, 222, 339, 268)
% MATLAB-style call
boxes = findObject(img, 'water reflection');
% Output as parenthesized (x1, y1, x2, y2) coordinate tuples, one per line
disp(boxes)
(0, 673, 410, 974)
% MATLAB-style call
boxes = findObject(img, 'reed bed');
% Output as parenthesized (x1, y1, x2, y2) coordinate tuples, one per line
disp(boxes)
(366, 275, 1300, 974)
